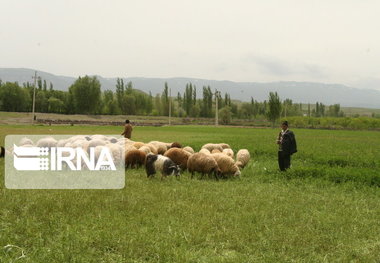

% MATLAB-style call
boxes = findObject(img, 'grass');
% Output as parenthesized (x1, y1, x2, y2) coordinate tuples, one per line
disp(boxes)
(1, 124, 380, 262)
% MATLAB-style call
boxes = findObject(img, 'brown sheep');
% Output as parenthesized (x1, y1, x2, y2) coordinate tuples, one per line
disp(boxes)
(125, 149, 146, 169)
(187, 153, 221, 180)
(164, 148, 192, 170)
(170, 142, 182, 148)
(212, 153, 241, 177)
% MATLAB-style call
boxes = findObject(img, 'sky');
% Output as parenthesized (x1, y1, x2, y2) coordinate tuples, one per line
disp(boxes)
(1, 0, 380, 89)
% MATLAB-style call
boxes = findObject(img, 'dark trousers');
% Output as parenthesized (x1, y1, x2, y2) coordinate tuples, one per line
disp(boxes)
(278, 151, 291, 171)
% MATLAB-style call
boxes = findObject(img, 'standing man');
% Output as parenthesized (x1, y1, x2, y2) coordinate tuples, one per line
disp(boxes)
(122, 119, 133, 139)
(276, 121, 297, 171)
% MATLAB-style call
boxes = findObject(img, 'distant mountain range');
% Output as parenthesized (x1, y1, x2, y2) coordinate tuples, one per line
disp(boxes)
(1, 68, 380, 108)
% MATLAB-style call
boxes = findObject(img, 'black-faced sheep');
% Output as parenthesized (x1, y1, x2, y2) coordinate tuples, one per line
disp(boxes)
(125, 149, 146, 169)
(187, 152, 221, 180)
(164, 148, 192, 170)
(236, 149, 250, 169)
(145, 154, 180, 178)
(212, 153, 241, 177)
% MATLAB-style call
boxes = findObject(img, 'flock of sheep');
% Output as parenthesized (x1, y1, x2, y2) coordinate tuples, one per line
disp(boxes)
(124, 139, 250, 179)
(13, 135, 251, 179)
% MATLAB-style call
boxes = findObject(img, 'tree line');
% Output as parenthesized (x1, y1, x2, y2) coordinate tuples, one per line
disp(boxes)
(0, 76, 351, 122)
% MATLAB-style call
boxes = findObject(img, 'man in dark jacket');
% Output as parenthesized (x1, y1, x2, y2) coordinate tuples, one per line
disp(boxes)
(276, 121, 297, 171)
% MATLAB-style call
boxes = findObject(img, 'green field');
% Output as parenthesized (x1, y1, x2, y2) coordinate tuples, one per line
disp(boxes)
(1, 125, 380, 262)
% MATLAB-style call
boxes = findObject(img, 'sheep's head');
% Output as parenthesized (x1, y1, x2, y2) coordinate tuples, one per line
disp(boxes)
(169, 165, 181, 177)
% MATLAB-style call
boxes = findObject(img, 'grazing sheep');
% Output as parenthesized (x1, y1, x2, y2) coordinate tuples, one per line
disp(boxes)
(222, 148, 234, 158)
(201, 143, 223, 152)
(57, 139, 69, 147)
(106, 143, 124, 166)
(170, 142, 182, 149)
(164, 148, 192, 170)
(88, 139, 106, 149)
(0, 146, 5, 158)
(212, 153, 241, 177)
(187, 153, 221, 180)
(199, 148, 211, 155)
(36, 137, 57, 148)
(19, 137, 34, 146)
(183, 146, 194, 154)
(90, 134, 107, 141)
(219, 143, 231, 149)
(133, 142, 145, 149)
(145, 154, 180, 178)
(106, 136, 118, 143)
(211, 149, 222, 154)
(236, 149, 250, 169)
(125, 149, 146, 169)
(148, 141, 168, 154)
(139, 145, 152, 155)
(145, 143, 158, 154)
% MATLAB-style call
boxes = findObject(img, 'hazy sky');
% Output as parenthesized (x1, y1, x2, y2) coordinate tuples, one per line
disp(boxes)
(1, 0, 380, 89)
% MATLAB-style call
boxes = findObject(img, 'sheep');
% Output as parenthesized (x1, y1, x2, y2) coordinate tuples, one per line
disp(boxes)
(164, 148, 192, 170)
(148, 141, 168, 154)
(105, 143, 124, 166)
(88, 139, 106, 150)
(125, 149, 146, 169)
(222, 148, 234, 158)
(170, 142, 182, 148)
(201, 143, 223, 152)
(145, 154, 180, 178)
(57, 139, 69, 147)
(106, 136, 118, 143)
(211, 149, 222, 154)
(19, 137, 34, 146)
(219, 143, 231, 149)
(133, 142, 145, 149)
(138, 145, 152, 155)
(236, 149, 250, 169)
(145, 143, 158, 154)
(212, 153, 241, 177)
(90, 134, 107, 141)
(36, 137, 57, 148)
(199, 148, 211, 155)
(187, 152, 221, 180)
(183, 146, 194, 154)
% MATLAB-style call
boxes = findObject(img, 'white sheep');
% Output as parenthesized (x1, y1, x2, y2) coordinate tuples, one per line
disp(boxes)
(212, 153, 241, 177)
(183, 146, 195, 154)
(36, 137, 57, 148)
(222, 148, 234, 158)
(187, 152, 221, 179)
(199, 148, 211, 155)
(201, 143, 223, 152)
(19, 137, 34, 146)
(236, 149, 250, 169)
(148, 141, 168, 154)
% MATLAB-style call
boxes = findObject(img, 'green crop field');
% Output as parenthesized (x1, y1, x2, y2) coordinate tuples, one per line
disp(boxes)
(1, 124, 380, 262)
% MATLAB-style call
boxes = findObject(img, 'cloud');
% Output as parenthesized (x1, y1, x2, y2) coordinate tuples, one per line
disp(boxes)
(243, 55, 328, 80)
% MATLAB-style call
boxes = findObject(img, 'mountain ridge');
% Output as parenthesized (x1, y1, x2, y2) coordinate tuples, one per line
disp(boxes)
(1, 68, 380, 108)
